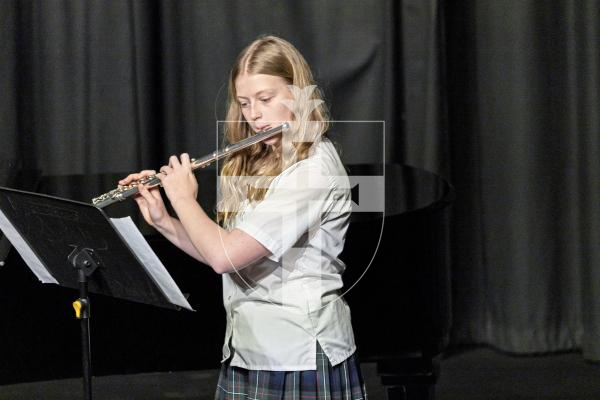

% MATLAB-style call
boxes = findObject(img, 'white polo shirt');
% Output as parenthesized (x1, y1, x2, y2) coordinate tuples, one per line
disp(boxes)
(221, 138, 356, 370)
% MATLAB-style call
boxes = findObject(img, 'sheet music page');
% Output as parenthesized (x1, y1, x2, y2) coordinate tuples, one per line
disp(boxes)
(110, 217, 194, 311)
(0, 208, 59, 284)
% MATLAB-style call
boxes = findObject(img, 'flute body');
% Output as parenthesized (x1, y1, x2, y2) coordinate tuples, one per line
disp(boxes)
(91, 123, 288, 208)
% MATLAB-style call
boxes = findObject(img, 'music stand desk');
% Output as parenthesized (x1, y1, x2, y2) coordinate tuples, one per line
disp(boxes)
(0, 187, 193, 400)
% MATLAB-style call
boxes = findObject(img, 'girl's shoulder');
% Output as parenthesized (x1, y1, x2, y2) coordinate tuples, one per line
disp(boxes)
(272, 138, 349, 194)
(285, 138, 345, 177)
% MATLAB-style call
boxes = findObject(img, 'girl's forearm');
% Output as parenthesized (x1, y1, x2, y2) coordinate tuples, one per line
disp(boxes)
(153, 214, 209, 264)
(166, 196, 269, 274)
(168, 197, 232, 273)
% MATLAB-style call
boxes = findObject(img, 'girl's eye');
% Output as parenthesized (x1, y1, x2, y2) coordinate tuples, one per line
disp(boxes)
(239, 102, 248, 108)
(260, 97, 272, 103)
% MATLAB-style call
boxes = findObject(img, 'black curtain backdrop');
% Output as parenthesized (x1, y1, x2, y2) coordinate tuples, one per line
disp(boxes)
(446, 1, 600, 360)
(0, 0, 599, 385)
(1, 0, 410, 174)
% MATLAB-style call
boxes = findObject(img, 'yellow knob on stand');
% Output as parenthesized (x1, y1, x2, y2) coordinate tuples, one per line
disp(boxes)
(73, 300, 83, 319)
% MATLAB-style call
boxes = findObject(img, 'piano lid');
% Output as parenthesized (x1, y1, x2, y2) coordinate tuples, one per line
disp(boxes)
(347, 163, 455, 222)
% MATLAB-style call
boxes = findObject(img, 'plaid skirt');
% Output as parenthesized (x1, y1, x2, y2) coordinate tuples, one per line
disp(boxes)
(214, 343, 368, 400)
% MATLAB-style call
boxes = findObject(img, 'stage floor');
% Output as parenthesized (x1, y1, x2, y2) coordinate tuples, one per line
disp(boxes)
(1, 349, 599, 399)
(0, 369, 221, 400)
(0, 363, 387, 400)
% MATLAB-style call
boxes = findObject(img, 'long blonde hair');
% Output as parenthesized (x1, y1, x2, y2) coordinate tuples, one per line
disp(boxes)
(217, 35, 330, 228)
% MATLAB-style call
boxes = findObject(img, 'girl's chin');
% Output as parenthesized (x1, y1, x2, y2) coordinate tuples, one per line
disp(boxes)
(264, 137, 281, 147)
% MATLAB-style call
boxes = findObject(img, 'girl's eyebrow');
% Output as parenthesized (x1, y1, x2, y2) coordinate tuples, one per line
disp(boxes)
(237, 89, 276, 100)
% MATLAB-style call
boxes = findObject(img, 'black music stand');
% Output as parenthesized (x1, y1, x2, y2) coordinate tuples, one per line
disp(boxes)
(0, 187, 192, 400)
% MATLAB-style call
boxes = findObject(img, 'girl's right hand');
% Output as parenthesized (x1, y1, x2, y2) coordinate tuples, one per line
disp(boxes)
(118, 170, 170, 228)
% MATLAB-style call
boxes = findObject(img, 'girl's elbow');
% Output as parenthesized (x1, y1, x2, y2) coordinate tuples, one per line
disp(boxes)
(211, 257, 236, 275)
(213, 267, 226, 275)
(212, 264, 228, 275)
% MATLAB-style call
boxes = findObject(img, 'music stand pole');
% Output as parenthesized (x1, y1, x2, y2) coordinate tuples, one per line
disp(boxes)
(69, 247, 100, 400)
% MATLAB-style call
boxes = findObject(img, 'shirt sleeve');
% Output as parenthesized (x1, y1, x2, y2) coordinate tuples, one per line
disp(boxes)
(235, 162, 335, 261)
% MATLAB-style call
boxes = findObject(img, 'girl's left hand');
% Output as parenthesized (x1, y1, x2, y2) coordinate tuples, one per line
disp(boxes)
(158, 153, 198, 204)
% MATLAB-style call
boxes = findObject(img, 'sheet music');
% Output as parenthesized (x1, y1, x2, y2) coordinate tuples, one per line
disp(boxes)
(0, 208, 59, 284)
(110, 217, 194, 311)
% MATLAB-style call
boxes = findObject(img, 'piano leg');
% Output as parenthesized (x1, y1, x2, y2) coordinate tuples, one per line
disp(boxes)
(385, 385, 434, 400)
(377, 353, 440, 400)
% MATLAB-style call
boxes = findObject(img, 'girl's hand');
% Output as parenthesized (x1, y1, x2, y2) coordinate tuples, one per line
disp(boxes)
(118, 170, 170, 227)
(158, 153, 198, 205)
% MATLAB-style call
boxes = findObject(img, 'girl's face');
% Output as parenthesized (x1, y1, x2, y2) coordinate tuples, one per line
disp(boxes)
(235, 73, 294, 147)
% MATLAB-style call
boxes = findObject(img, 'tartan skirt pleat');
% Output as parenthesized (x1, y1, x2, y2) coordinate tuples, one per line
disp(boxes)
(214, 343, 368, 400)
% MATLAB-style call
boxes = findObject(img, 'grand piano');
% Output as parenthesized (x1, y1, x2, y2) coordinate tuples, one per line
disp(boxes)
(342, 164, 454, 399)
(0, 162, 453, 399)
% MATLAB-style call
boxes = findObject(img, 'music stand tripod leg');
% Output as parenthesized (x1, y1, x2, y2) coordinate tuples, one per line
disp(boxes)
(69, 247, 101, 400)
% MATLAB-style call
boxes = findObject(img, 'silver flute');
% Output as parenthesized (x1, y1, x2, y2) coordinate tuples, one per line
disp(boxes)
(91, 123, 289, 208)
